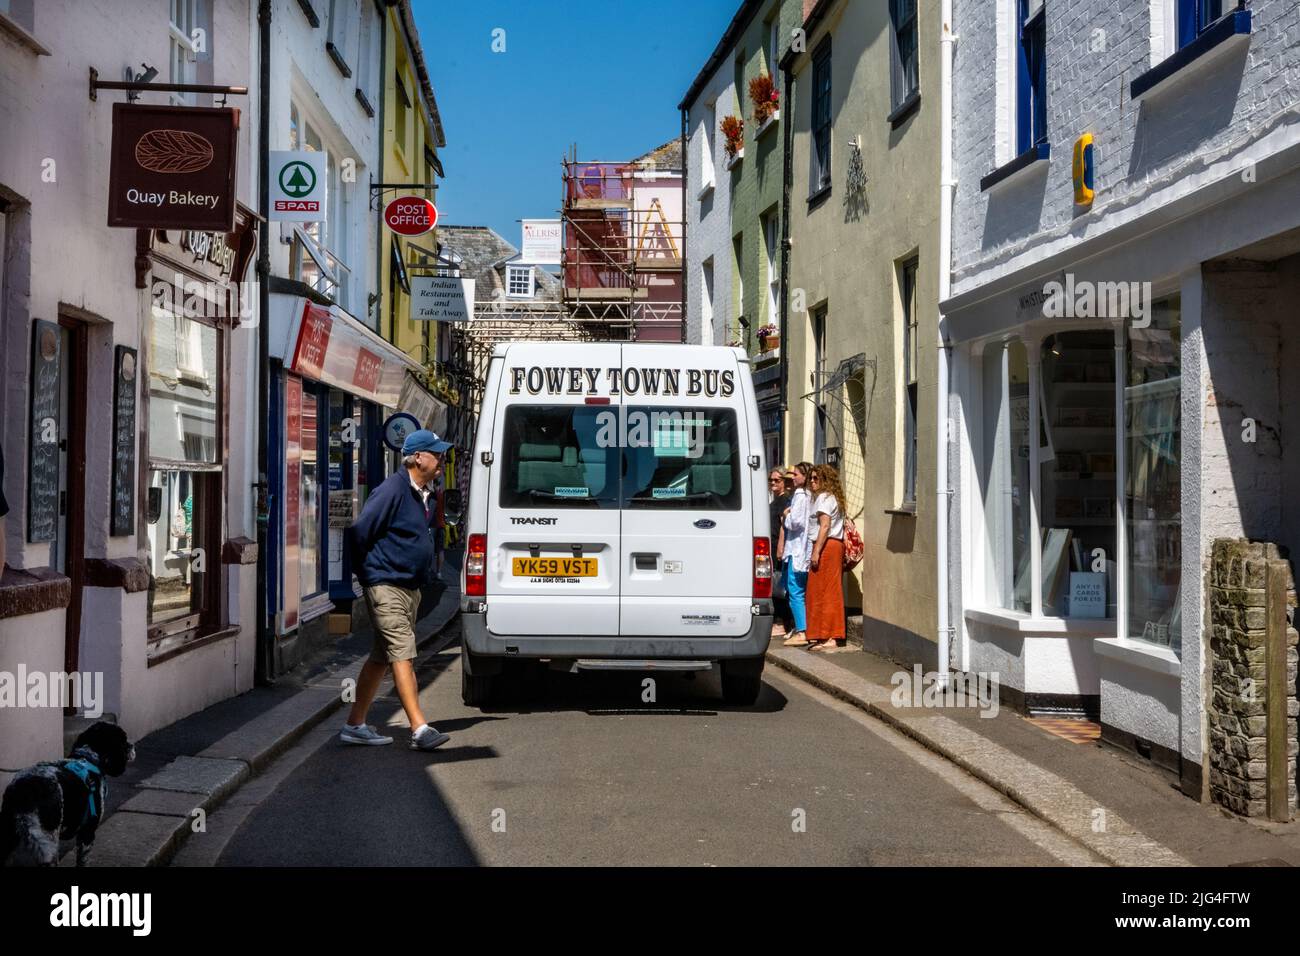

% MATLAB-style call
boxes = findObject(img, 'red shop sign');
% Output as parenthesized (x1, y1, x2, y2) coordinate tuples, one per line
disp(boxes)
(353, 347, 382, 393)
(292, 302, 332, 378)
(383, 196, 437, 237)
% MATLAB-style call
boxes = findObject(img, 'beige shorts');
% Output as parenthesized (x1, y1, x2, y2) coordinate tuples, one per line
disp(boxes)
(363, 584, 421, 663)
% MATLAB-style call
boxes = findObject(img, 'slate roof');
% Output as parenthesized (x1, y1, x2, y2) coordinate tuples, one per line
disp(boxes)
(436, 225, 561, 303)
(633, 138, 683, 171)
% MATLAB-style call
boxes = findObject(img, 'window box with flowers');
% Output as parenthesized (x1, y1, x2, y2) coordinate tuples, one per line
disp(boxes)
(750, 74, 780, 138)
(756, 323, 780, 352)
(721, 114, 745, 169)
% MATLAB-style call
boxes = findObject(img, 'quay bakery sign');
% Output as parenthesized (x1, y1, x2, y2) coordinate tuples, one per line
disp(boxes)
(107, 103, 240, 232)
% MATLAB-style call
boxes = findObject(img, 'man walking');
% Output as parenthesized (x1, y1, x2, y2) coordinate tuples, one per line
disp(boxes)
(341, 429, 452, 751)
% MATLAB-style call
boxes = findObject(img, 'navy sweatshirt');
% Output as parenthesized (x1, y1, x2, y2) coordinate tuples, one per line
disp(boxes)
(346, 470, 437, 589)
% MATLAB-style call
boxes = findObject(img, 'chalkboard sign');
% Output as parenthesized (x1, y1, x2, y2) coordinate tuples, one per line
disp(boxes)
(27, 320, 60, 543)
(111, 345, 138, 536)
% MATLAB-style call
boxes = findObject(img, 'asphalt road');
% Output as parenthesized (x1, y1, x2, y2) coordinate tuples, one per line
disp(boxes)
(200, 622, 1099, 866)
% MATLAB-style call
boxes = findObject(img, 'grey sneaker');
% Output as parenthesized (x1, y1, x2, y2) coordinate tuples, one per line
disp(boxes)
(410, 724, 450, 751)
(340, 723, 394, 746)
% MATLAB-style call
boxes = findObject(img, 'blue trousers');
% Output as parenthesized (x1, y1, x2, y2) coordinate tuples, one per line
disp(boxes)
(785, 562, 808, 633)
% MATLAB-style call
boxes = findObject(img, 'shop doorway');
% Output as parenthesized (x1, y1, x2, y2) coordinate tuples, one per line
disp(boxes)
(53, 316, 88, 681)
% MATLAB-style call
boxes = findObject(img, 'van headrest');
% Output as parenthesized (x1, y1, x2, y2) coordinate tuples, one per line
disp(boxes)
(519, 443, 561, 461)
(696, 441, 731, 464)
(562, 447, 579, 467)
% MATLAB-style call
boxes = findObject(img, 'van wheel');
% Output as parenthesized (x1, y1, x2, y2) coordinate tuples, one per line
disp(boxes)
(461, 667, 496, 707)
(720, 666, 763, 706)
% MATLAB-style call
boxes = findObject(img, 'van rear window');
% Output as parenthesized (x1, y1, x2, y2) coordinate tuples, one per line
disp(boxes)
(498, 405, 742, 511)
(499, 406, 620, 509)
(622, 407, 741, 510)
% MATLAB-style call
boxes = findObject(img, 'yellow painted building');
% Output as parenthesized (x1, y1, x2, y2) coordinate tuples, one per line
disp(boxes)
(377, 2, 445, 368)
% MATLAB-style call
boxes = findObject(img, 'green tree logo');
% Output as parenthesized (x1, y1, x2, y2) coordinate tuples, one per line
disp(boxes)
(280, 160, 316, 198)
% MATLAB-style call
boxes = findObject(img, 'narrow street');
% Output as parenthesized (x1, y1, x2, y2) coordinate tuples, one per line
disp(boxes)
(191, 622, 1094, 867)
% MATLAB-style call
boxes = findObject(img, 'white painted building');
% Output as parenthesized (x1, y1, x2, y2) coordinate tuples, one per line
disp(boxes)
(681, 49, 736, 346)
(0, 0, 260, 776)
(943, 0, 1300, 798)
(260, 0, 424, 674)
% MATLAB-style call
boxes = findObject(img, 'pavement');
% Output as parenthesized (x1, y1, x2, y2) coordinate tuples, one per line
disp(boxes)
(76, 553, 462, 867)
(766, 639, 1300, 867)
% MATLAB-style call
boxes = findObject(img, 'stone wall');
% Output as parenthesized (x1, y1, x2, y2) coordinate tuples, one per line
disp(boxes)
(1207, 539, 1298, 818)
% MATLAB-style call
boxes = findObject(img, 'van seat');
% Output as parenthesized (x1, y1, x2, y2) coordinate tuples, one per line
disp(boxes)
(688, 442, 732, 497)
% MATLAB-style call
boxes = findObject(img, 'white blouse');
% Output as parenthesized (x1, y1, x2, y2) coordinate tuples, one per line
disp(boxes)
(782, 488, 814, 573)
(814, 492, 844, 540)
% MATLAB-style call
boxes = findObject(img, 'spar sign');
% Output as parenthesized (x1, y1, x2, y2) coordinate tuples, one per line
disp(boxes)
(270, 150, 327, 221)
(384, 196, 437, 237)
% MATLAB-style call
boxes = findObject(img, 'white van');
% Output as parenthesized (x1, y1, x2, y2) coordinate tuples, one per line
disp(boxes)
(459, 343, 774, 706)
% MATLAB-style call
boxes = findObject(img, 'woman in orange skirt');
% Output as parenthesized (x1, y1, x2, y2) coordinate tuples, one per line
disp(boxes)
(807, 464, 847, 651)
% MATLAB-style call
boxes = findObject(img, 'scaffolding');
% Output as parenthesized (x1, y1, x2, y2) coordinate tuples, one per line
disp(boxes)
(562, 150, 684, 343)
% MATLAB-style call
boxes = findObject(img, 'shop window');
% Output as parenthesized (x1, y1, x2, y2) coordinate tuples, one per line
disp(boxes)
(1127, 298, 1182, 650)
(145, 305, 221, 638)
(300, 386, 322, 598)
(1038, 330, 1117, 617)
(981, 339, 1031, 611)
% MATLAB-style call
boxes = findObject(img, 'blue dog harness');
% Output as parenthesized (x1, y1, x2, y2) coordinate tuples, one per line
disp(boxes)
(61, 747, 106, 835)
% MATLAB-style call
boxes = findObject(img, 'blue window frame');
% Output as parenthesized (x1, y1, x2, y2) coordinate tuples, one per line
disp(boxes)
(1177, 0, 1225, 48)
(1017, 0, 1047, 154)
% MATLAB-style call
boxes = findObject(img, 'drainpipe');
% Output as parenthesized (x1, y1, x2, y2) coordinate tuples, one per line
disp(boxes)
(254, 0, 273, 684)
(778, 60, 794, 458)
(936, 0, 956, 687)
(680, 107, 687, 344)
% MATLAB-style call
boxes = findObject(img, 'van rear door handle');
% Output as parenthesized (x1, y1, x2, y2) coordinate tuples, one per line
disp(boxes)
(633, 553, 657, 571)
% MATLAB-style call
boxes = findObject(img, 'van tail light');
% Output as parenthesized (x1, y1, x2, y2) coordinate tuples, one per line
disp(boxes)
(466, 534, 487, 596)
(753, 537, 773, 599)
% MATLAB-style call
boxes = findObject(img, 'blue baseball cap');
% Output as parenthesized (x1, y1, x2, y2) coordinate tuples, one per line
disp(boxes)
(401, 429, 452, 455)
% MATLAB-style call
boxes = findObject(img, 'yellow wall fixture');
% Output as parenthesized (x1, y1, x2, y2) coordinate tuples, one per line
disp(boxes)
(1073, 133, 1095, 206)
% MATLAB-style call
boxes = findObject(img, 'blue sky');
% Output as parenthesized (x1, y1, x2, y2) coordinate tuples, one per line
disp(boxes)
(413, 0, 737, 248)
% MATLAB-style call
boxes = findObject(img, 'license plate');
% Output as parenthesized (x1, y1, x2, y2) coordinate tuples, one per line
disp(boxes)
(512, 556, 598, 577)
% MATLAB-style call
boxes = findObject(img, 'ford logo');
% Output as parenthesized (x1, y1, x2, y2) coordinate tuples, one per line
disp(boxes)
(693, 519, 716, 529)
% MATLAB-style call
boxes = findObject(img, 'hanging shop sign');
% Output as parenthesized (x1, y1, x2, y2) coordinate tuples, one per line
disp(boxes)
(521, 219, 562, 265)
(269, 150, 328, 221)
(399, 374, 449, 435)
(382, 412, 421, 453)
(410, 275, 474, 322)
(284, 301, 410, 407)
(107, 103, 240, 232)
(384, 196, 437, 237)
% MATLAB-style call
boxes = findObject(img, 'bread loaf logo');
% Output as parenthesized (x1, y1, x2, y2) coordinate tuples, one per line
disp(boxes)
(134, 129, 215, 174)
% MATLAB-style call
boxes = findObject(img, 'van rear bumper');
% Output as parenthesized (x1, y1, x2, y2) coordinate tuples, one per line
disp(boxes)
(461, 604, 773, 663)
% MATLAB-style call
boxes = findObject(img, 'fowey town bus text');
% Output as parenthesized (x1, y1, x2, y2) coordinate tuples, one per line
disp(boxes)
(508, 365, 736, 398)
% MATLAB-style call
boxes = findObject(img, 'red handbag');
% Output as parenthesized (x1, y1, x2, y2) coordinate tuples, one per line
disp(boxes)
(842, 517, 864, 571)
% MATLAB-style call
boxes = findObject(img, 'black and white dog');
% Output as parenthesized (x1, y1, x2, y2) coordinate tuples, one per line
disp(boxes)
(0, 722, 135, 866)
